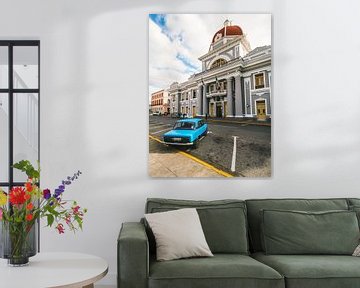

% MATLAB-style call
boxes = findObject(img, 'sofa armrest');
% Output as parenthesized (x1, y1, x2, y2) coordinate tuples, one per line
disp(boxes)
(118, 222, 149, 288)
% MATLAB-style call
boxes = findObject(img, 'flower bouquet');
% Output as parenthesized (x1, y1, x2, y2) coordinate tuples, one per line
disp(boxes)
(0, 160, 87, 266)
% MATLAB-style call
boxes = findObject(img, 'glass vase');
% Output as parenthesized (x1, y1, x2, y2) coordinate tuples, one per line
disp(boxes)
(0, 220, 37, 266)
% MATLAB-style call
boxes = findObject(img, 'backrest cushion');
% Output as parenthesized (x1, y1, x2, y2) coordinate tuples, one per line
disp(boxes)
(348, 198, 360, 207)
(347, 198, 360, 227)
(146, 198, 249, 254)
(246, 198, 349, 252)
(261, 209, 359, 255)
(350, 206, 360, 226)
(347, 199, 360, 228)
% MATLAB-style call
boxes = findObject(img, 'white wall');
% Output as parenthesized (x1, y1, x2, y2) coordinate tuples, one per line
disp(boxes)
(1, 0, 360, 285)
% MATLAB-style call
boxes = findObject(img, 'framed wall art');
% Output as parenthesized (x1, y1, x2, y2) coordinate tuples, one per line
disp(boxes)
(149, 14, 271, 178)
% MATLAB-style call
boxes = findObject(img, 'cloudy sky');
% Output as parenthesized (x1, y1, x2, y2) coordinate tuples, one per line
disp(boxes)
(149, 14, 271, 100)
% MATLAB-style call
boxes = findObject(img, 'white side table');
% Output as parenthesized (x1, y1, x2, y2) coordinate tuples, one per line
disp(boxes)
(0, 252, 108, 288)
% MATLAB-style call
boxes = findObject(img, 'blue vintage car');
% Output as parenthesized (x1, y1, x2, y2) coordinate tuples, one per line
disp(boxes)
(163, 118, 208, 148)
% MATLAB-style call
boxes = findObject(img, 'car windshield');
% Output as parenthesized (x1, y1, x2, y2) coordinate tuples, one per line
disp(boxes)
(173, 121, 195, 130)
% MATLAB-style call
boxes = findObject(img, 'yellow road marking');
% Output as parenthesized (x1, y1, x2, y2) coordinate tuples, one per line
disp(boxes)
(149, 134, 163, 143)
(149, 135, 234, 178)
(177, 151, 233, 178)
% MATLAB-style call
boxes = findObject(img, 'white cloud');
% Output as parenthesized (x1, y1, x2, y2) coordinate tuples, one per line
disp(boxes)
(149, 20, 189, 98)
(149, 14, 271, 100)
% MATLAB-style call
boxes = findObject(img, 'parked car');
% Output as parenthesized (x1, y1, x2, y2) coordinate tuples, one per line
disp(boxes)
(180, 113, 191, 119)
(163, 118, 208, 148)
(152, 111, 161, 116)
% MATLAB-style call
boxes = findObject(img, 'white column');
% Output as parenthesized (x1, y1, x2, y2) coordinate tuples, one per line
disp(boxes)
(234, 75, 243, 117)
(176, 92, 181, 114)
(226, 77, 233, 117)
(202, 84, 208, 116)
(197, 86, 202, 116)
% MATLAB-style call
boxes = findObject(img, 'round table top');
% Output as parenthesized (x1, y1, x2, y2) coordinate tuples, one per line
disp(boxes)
(0, 252, 108, 288)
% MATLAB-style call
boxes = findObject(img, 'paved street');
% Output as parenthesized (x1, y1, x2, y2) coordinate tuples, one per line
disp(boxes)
(149, 115, 271, 177)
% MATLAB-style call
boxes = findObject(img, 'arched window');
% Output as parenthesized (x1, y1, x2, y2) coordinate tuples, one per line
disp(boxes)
(210, 58, 227, 69)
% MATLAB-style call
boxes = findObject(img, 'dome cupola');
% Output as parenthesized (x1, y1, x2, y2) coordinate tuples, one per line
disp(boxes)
(211, 19, 243, 43)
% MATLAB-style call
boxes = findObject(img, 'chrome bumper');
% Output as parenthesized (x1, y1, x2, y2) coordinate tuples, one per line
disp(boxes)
(163, 141, 193, 146)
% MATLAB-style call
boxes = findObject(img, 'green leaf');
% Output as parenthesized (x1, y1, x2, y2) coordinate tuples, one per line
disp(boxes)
(12, 160, 40, 180)
(47, 214, 54, 227)
(75, 216, 83, 230)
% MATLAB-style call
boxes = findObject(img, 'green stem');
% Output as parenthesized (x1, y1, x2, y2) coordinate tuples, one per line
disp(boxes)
(8, 222, 30, 259)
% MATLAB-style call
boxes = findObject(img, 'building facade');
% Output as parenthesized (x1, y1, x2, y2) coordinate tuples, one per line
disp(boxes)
(150, 89, 169, 115)
(169, 20, 271, 120)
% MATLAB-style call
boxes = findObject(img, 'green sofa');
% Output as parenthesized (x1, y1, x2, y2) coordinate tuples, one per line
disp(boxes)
(118, 198, 360, 288)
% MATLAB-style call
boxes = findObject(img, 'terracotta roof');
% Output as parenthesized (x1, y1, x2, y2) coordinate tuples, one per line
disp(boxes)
(212, 25, 243, 43)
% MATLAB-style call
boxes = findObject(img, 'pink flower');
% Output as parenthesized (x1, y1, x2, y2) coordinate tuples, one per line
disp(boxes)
(65, 214, 71, 225)
(56, 223, 65, 234)
(72, 205, 80, 215)
(0, 208, 3, 220)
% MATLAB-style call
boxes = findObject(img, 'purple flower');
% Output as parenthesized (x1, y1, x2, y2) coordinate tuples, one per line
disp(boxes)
(43, 189, 51, 200)
(54, 189, 63, 198)
(54, 170, 82, 199)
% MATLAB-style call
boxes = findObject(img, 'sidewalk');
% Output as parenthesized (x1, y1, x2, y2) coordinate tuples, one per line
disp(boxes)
(203, 116, 271, 126)
(149, 151, 228, 177)
(165, 115, 271, 126)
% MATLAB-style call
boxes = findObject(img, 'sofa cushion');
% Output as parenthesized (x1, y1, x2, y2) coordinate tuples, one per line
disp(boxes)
(149, 254, 284, 288)
(246, 198, 349, 252)
(348, 205, 360, 228)
(261, 209, 359, 255)
(145, 208, 213, 261)
(146, 198, 249, 254)
(347, 198, 360, 207)
(252, 252, 360, 288)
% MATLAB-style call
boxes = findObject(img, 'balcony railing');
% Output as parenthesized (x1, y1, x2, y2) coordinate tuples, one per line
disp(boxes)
(206, 89, 227, 97)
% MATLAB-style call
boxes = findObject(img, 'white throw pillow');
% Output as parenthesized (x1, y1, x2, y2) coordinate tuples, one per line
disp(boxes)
(145, 208, 213, 261)
(353, 244, 360, 256)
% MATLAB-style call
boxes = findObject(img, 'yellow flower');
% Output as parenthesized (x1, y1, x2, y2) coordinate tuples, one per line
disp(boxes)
(0, 189, 7, 206)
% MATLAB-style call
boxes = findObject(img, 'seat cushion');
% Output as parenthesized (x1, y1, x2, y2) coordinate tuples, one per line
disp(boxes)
(146, 198, 249, 254)
(253, 252, 360, 288)
(246, 198, 349, 252)
(149, 254, 284, 288)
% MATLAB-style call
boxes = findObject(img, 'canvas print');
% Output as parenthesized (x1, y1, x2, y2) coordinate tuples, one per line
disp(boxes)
(149, 14, 271, 178)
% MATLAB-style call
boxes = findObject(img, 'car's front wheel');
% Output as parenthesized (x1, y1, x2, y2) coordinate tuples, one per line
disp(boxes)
(192, 139, 199, 149)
